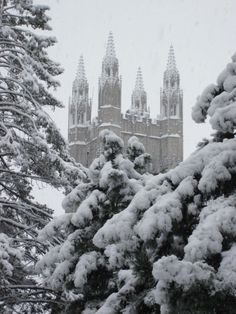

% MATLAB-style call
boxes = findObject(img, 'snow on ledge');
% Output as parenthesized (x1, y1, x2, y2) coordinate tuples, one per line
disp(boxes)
(121, 131, 180, 139)
(99, 123, 121, 128)
(69, 140, 87, 145)
(100, 105, 120, 110)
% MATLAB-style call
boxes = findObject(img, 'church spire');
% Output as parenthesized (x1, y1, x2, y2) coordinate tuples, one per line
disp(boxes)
(131, 67, 148, 117)
(76, 55, 86, 82)
(102, 32, 118, 67)
(106, 32, 116, 58)
(163, 44, 180, 88)
(100, 32, 120, 87)
(160, 45, 182, 118)
(98, 32, 121, 126)
(135, 67, 144, 91)
(70, 55, 91, 126)
(166, 44, 177, 72)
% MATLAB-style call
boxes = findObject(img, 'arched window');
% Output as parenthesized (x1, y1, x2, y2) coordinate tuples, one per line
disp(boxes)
(80, 113, 84, 124)
(174, 104, 177, 115)
(171, 77, 175, 88)
(163, 103, 167, 117)
(171, 104, 177, 116)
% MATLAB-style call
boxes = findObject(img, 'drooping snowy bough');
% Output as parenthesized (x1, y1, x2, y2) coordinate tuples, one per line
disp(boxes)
(0, 1, 86, 312)
(91, 53, 236, 313)
(37, 130, 150, 313)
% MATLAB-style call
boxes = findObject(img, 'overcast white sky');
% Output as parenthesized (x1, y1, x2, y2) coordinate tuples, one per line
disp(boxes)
(34, 0, 236, 214)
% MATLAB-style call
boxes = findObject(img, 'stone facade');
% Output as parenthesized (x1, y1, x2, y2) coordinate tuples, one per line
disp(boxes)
(68, 33, 183, 173)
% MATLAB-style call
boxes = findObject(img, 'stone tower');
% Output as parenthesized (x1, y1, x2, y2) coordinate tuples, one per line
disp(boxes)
(68, 55, 91, 165)
(68, 35, 183, 173)
(160, 45, 183, 119)
(98, 32, 122, 135)
(131, 67, 150, 118)
(159, 45, 183, 170)
(69, 55, 91, 126)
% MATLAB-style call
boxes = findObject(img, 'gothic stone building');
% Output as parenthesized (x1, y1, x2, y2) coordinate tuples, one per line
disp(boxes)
(68, 33, 183, 173)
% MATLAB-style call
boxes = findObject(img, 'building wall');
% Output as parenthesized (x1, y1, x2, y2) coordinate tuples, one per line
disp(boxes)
(69, 112, 183, 174)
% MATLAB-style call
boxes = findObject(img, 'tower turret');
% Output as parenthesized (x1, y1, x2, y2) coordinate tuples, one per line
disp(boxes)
(131, 67, 149, 117)
(160, 45, 183, 118)
(98, 32, 121, 135)
(102, 32, 118, 79)
(159, 45, 183, 171)
(69, 55, 91, 127)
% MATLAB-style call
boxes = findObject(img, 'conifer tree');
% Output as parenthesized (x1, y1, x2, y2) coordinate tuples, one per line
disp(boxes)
(92, 52, 236, 313)
(37, 129, 147, 313)
(0, 1, 86, 312)
(126, 136, 152, 174)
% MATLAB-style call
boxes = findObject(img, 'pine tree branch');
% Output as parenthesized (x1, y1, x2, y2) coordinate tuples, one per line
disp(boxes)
(0, 216, 29, 230)
(1, 285, 55, 292)
(0, 168, 52, 184)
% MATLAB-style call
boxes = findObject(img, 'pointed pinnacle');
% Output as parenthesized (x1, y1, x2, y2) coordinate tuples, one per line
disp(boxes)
(166, 44, 177, 71)
(106, 32, 116, 58)
(135, 67, 144, 91)
(76, 55, 86, 81)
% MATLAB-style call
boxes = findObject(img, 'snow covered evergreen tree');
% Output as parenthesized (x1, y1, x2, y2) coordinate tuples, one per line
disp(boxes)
(126, 136, 152, 174)
(89, 53, 236, 313)
(0, 1, 86, 312)
(37, 129, 147, 313)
